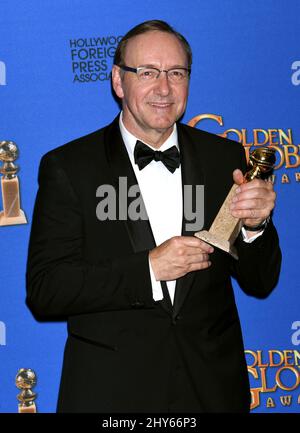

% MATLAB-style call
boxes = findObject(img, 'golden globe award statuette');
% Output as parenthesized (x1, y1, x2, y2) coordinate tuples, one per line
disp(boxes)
(0, 141, 27, 226)
(15, 368, 37, 413)
(194, 147, 276, 260)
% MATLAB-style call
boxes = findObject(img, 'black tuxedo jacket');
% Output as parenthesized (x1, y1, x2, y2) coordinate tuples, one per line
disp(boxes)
(26, 116, 281, 413)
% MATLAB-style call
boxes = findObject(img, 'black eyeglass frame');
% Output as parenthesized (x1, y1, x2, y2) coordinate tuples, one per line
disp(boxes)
(119, 65, 191, 80)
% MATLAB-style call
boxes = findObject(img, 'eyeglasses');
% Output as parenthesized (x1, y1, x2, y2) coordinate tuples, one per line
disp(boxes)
(119, 65, 191, 83)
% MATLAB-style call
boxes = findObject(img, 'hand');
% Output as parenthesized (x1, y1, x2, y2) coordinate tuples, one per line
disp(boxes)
(149, 236, 214, 281)
(230, 169, 276, 230)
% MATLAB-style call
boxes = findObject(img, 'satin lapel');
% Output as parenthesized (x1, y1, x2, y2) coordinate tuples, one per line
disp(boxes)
(104, 117, 173, 314)
(172, 125, 209, 319)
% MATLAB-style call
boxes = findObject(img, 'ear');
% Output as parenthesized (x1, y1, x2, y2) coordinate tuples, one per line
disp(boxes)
(112, 65, 124, 99)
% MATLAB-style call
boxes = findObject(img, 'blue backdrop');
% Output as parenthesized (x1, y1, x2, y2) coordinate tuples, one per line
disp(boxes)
(0, 0, 299, 413)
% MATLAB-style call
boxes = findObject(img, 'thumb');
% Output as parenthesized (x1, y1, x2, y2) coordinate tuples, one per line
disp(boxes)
(233, 168, 244, 186)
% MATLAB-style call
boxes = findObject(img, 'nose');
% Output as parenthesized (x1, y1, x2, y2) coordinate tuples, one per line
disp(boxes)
(154, 71, 171, 96)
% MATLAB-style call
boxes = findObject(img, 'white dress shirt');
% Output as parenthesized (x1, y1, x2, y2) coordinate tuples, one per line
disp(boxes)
(119, 113, 263, 304)
(119, 114, 181, 303)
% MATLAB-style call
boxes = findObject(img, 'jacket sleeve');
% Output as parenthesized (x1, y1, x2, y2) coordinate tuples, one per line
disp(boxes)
(232, 219, 282, 298)
(230, 146, 282, 298)
(26, 153, 156, 319)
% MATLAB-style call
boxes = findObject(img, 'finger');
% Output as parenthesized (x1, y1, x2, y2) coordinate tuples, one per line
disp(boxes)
(191, 238, 214, 253)
(236, 178, 275, 196)
(231, 191, 276, 211)
(235, 178, 267, 193)
(232, 187, 275, 204)
(232, 169, 244, 186)
(184, 252, 210, 263)
(264, 178, 275, 188)
(179, 246, 214, 259)
(170, 240, 213, 261)
(230, 208, 267, 220)
(179, 236, 214, 253)
(188, 260, 212, 272)
(231, 198, 267, 211)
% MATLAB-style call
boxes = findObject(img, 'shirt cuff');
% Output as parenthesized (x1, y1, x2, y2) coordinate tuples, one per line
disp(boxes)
(148, 257, 164, 301)
(241, 226, 265, 243)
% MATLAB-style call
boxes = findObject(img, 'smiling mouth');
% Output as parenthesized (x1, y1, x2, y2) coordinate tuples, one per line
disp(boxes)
(148, 102, 174, 108)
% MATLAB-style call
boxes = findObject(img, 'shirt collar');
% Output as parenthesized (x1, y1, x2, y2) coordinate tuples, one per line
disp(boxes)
(119, 111, 179, 161)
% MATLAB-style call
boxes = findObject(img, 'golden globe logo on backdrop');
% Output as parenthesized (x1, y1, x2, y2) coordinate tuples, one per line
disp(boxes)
(188, 113, 300, 184)
(246, 348, 300, 410)
(69, 35, 122, 83)
(246, 320, 300, 412)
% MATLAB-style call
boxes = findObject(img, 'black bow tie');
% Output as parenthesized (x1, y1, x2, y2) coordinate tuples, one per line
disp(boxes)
(134, 140, 180, 173)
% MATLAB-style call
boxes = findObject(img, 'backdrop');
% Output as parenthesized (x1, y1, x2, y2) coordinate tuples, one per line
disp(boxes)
(0, 0, 299, 413)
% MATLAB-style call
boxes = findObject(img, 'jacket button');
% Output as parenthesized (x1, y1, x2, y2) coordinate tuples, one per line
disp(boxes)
(131, 301, 144, 309)
(172, 315, 182, 325)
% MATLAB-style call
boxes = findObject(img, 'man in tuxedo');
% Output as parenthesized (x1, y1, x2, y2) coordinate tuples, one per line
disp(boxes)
(26, 20, 281, 413)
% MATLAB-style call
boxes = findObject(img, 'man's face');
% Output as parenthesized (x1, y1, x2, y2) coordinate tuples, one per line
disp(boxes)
(112, 31, 190, 145)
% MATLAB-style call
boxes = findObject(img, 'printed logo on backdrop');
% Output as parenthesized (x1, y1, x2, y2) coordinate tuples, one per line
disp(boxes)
(245, 322, 300, 411)
(0, 61, 6, 86)
(291, 61, 300, 86)
(0, 321, 6, 346)
(188, 113, 300, 184)
(69, 35, 122, 83)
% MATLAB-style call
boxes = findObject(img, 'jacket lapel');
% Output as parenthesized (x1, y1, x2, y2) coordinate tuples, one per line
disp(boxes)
(104, 117, 173, 314)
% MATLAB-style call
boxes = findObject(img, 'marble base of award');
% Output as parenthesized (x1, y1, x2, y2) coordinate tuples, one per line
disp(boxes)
(195, 184, 241, 260)
(0, 141, 27, 226)
(194, 147, 276, 260)
(0, 176, 27, 225)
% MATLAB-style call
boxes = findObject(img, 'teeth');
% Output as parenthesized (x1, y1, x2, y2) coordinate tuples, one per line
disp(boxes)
(150, 103, 171, 107)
